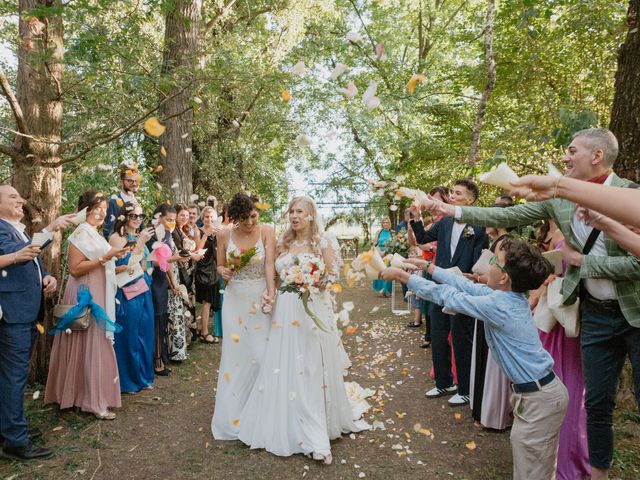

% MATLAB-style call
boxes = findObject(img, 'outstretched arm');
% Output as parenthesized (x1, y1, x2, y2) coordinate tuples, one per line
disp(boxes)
(511, 175, 640, 228)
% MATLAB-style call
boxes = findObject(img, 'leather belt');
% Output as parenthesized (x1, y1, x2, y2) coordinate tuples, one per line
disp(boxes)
(511, 371, 555, 394)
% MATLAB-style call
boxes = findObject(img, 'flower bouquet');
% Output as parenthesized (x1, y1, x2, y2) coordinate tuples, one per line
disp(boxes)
(227, 245, 258, 272)
(384, 228, 410, 257)
(278, 257, 339, 332)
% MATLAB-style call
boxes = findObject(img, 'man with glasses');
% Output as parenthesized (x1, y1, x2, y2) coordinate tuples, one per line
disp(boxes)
(103, 167, 141, 238)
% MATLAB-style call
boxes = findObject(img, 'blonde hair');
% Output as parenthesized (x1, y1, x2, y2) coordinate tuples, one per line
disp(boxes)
(200, 205, 215, 220)
(278, 196, 322, 256)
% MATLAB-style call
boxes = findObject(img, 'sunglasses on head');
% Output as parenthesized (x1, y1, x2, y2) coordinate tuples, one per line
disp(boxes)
(128, 213, 145, 220)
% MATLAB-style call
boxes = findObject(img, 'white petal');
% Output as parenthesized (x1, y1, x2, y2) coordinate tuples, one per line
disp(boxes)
(330, 63, 348, 81)
(346, 30, 363, 43)
(291, 60, 306, 76)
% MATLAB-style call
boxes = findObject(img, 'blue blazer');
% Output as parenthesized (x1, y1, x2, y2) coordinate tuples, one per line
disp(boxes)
(0, 219, 47, 324)
(410, 217, 488, 272)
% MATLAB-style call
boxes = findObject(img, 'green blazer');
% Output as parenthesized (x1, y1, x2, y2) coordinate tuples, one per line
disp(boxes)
(459, 174, 640, 327)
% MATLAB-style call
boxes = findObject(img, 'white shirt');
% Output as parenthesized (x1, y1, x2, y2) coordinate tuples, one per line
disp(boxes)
(120, 191, 137, 204)
(5, 219, 43, 284)
(570, 173, 616, 300)
(450, 221, 466, 259)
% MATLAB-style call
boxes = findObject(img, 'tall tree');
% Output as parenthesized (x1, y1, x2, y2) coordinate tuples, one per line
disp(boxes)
(157, 0, 202, 203)
(609, 0, 640, 182)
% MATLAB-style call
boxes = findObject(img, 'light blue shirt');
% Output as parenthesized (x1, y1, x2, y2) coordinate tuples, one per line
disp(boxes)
(407, 267, 554, 384)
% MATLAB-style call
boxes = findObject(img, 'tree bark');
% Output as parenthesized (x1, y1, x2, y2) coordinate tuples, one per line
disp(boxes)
(609, 0, 640, 182)
(157, 0, 201, 203)
(468, 0, 496, 167)
(13, 0, 65, 380)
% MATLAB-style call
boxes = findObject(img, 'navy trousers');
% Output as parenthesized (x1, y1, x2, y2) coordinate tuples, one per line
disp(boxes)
(0, 319, 37, 447)
(430, 304, 474, 396)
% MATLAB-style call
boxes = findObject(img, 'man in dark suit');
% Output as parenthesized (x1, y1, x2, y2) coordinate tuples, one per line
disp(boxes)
(103, 166, 141, 238)
(409, 179, 488, 406)
(0, 185, 74, 460)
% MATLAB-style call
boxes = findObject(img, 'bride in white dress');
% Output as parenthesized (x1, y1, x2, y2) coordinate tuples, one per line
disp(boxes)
(237, 196, 371, 464)
(211, 192, 276, 440)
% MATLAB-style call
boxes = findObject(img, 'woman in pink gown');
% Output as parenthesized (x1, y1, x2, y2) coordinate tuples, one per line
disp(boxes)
(45, 191, 128, 420)
(536, 221, 590, 479)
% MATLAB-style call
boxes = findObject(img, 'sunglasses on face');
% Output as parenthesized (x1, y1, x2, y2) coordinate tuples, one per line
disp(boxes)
(128, 213, 145, 220)
(489, 255, 507, 274)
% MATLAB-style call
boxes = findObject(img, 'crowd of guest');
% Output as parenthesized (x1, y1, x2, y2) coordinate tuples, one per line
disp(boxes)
(373, 128, 640, 479)
(1, 127, 639, 479)
(0, 165, 228, 460)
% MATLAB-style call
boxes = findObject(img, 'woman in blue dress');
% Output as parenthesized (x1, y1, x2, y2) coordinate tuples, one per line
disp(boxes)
(372, 216, 393, 296)
(109, 203, 156, 393)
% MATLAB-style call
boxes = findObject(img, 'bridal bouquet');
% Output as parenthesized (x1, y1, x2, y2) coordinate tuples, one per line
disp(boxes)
(227, 245, 258, 272)
(278, 257, 339, 332)
(384, 228, 410, 257)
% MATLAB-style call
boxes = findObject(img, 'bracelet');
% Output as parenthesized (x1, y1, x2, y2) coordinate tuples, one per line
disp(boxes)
(552, 177, 561, 199)
(12, 252, 18, 264)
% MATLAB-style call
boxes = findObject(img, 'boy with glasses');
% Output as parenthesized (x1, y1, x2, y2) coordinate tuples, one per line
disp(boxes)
(380, 238, 568, 480)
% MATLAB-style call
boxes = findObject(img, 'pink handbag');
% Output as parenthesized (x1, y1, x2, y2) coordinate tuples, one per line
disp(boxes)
(122, 277, 149, 300)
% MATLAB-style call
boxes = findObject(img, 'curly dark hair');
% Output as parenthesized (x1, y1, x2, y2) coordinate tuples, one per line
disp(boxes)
(499, 238, 553, 293)
(77, 190, 107, 213)
(228, 192, 259, 222)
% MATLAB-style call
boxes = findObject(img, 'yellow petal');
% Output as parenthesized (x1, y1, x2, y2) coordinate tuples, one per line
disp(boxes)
(281, 90, 292, 103)
(237, 315, 244, 325)
(36, 323, 44, 334)
(345, 325, 357, 335)
(407, 74, 427, 94)
(466, 440, 477, 450)
(116, 198, 124, 207)
(254, 202, 271, 211)
(231, 333, 240, 343)
(331, 283, 343, 294)
(291, 319, 300, 327)
(156, 165, 164, 173)
(232, 419, 240, 427)
(160, 147, 167, 157)
(144, 117, 166, 137)
(249, 302, 258, 314)
(223, 372, 230, 382)
(454, 412, 462, 423)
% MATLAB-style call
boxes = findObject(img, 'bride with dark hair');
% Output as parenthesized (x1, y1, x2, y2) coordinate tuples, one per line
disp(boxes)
(211, 192, 276, 440)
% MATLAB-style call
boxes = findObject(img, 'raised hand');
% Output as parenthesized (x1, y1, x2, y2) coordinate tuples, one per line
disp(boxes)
(510, 175, 559, 202)
(45, 213, 76, 232)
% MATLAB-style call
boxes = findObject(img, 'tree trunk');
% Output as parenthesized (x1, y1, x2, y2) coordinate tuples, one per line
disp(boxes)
(468, 0, 496, 166)
(609, 0, 640, 182)
(158, 0, 201, 203)
(14, 0, 65, 381)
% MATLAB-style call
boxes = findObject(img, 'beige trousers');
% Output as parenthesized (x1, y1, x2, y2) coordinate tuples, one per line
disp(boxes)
(509, 377, 569, 480)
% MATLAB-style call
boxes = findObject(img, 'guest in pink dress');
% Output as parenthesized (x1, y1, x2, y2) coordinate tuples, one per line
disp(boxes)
(45, 190, 129, 420)
(534, 220, 590, 480)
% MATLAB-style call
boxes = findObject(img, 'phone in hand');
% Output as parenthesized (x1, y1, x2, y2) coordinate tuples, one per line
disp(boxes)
(124, 240, 137, 249)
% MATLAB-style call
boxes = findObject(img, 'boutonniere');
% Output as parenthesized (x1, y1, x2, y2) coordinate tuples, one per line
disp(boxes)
(462, 225, 475, 239)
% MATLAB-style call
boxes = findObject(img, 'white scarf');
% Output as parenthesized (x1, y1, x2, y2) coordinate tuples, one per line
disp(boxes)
(68, 222, 117, 338)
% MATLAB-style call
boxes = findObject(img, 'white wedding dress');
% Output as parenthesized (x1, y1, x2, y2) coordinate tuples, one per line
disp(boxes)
(211, 231, 271, 440)
(237, 250, 371, 458)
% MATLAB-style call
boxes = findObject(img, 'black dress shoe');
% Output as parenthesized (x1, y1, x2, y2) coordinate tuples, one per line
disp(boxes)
(1, 427, 43, 446)
(2, 443, 53, 460)
(154, 368, 170, 377)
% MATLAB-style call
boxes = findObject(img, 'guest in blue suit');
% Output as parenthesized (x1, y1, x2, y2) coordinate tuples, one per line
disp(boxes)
(0, 185, 74, 460)
(108, 203, 156, 394)
(103, 165, 142, 239)
(409, 179, 488, 407)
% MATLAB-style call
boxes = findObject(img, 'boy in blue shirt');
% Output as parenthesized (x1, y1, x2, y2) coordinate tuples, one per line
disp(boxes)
(380, 238, 568, 480)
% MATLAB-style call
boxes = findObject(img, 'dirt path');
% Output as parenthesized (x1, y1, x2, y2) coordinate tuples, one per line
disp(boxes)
(3, 283, 516, 480)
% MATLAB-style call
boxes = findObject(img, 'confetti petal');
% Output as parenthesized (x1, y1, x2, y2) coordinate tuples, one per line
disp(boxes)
(346, 30, 363, 43)
(466, 440, 477, 450)
(330, 63, 348, 80)
(295, 134, 312, 147)
(408, 74, 427, 94)
(291, 61, 306, 76)
(32, 390, 40, 400)
(144, 117, 165, 137)
(231, 333, 240, 343)
(281, 90, 292, 102)
(339, 81, 358, 99)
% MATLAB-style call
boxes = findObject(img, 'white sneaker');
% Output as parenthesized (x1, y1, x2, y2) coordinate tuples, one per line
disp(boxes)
(425, 385, 457, 398)
(447, 394, 470, 406)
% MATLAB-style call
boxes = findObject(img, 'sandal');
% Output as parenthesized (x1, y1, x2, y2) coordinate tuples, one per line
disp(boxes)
(95, 410, 116, 420)
(200, 334, 216, 344)
(407, 322, 422, 328)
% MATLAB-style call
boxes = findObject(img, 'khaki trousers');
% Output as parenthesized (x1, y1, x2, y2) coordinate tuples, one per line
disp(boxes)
(509, 377, 569, 480)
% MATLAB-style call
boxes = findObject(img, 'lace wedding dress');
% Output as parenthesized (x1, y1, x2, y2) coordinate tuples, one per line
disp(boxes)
(211, 231, 271, 440)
